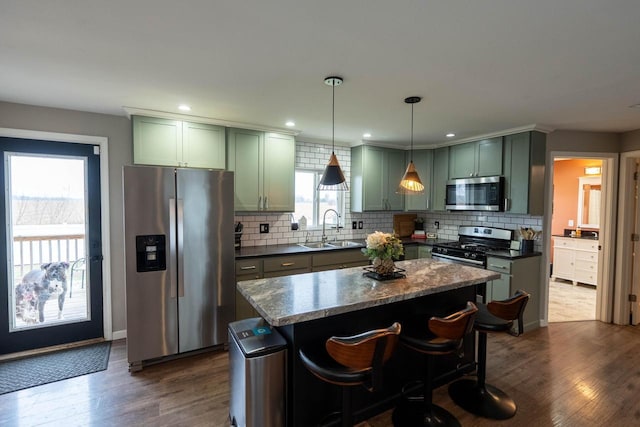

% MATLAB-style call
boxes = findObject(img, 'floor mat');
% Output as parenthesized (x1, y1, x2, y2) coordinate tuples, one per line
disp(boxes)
(0, 341, 111, 395)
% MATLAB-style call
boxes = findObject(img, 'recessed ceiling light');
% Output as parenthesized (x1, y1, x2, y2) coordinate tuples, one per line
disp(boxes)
(363, 133, 372, 138)
(178, 104, 191, 112)
(446, 133, 455, 138)
(285, 121, 295, 127)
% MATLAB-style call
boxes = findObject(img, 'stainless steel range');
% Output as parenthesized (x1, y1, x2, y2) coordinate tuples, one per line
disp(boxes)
(432, 226, 513, 267)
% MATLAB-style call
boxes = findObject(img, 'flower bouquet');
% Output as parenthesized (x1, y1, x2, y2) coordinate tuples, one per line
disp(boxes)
(362, 231, 404, 276)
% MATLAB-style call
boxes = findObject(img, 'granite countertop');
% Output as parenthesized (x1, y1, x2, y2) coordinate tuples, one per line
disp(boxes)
(235, 240, 365, 259)
(485, 250, 542, 260)
(552, 234, 599, 240)
(235, 237, 455, 259)
(400, 237, 456, 246)
(237, 258, 499, 326)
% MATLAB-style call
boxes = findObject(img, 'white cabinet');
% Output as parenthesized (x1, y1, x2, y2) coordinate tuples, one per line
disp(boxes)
(133, 116, 226, 169)
(552, 237, 598, 286)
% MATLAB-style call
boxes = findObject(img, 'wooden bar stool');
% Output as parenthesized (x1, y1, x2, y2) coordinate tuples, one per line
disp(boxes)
(392, 301, 478, 427)
(448, 290, 530, 420)
(299, 322, 401, 427)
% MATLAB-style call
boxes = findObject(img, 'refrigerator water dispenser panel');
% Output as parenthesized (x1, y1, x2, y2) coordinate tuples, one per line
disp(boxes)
(136, 235, 166, 272)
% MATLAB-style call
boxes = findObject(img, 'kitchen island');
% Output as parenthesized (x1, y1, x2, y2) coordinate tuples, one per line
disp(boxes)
(237, 258, 499, 426)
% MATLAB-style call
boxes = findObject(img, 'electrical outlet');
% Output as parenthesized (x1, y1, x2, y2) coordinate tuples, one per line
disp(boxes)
(352, 221, 357, 229)
(259, 223, 269, 233)
(358, 221, 363, 229)
(434, 221, 440, 229)
(568, 219, 574, 227)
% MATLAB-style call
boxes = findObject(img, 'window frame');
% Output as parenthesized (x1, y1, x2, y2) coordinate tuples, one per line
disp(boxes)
(294, 169, 345, 229)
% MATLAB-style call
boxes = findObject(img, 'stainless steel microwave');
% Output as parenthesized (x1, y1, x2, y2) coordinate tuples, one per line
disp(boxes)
(445, 176, 505, 211)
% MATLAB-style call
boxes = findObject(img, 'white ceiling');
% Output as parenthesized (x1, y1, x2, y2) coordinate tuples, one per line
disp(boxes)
(2, 0, 640, 148)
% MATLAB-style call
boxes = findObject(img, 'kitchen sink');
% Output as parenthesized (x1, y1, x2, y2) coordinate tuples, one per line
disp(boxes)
(298, 242, 333, 249)
(327, 240, 362, 248)
(298, 241, 362, 249)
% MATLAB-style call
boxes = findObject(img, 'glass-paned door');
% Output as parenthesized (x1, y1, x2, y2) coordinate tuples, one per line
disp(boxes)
(0, 137, 103, 355)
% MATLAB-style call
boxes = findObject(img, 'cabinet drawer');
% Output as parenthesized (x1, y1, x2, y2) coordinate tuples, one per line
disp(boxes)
(236, 259, 263, 276)
(264, 267, 311, 278)
(575, 250, 597, 262)
(575, 259, 598, 272)
(575, 239, 598, 251)
(312, 249, 367, 267)
(553, 238, 576, 249)
(264, 254, 311, 273)
(486, 257, 511, 274)
(574, 269, 597, 285)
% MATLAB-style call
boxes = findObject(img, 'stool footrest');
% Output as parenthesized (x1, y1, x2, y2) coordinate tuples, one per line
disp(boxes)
(448, 379, 516, 420)
(392, 398, 461, 427)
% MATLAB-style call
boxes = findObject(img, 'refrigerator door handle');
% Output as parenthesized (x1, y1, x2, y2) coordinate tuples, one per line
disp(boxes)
(169, 198, 178, 299)
(177, 198, 185, 298)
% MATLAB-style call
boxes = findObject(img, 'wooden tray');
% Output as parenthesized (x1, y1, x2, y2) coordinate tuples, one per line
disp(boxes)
(393, 213, 417, 237)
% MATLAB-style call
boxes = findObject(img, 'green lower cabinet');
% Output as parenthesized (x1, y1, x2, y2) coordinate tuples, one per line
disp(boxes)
(403, 245, 419, 260)
(486, 255, 541, 331)
(418, 245, 432, 259)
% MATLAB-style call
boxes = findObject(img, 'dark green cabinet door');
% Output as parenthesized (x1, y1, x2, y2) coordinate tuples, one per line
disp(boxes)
(432, 147, 449, 211)
(405, 149, 432, 211)
(476, 137, 503, 176)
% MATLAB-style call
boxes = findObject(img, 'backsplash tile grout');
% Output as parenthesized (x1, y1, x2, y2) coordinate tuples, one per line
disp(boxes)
(235, 140, 543, 251)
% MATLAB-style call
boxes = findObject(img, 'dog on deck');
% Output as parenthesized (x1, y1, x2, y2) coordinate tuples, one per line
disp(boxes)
(15, 262, 69, 324)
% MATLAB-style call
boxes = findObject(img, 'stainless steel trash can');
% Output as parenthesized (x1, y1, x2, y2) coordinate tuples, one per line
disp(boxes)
(229, 318, 287, 427)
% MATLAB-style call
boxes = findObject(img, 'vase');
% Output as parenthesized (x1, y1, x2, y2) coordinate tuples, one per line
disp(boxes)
(373, 257, 395, 276)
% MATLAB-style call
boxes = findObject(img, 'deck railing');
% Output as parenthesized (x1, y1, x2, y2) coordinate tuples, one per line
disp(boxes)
(12, 234, 85, 281)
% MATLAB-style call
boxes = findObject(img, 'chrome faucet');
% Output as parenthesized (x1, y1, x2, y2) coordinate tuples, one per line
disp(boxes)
(322, 209, 340, 243)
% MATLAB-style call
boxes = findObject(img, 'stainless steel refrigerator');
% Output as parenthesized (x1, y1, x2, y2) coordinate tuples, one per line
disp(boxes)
(123, 165, 235, 370)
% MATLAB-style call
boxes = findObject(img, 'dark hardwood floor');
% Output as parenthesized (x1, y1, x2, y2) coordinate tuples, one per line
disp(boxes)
(1, 321, 639, 426)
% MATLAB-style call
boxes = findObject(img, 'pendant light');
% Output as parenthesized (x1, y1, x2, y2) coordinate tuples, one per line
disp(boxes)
(397, 96, 425, 194)
(317, 76, 348, 191)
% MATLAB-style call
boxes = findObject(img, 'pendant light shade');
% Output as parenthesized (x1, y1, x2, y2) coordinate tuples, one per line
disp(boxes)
(397, 96, 425, 194)
(318, 76, 348, 191)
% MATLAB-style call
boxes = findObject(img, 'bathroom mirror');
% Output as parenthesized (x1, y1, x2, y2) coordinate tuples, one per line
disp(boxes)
(577, 176, 601, 228)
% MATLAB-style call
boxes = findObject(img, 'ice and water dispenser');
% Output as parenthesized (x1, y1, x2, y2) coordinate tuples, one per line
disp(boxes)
(135, 235, 166, 272)
(229, 317, 287, 427)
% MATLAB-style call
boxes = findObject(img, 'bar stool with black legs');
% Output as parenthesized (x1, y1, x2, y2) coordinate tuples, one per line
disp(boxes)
(392, 301, 478, 427)
(299, 322, 401, 427)
(448, 290, 530, 420)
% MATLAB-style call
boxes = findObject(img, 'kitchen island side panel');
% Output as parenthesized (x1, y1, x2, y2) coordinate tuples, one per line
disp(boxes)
(278, 286, 477, 426)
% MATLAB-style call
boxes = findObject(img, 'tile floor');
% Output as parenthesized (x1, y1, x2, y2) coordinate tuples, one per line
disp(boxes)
(548, 277, 597, 322)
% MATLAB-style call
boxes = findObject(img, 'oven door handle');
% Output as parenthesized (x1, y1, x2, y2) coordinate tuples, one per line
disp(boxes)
(432, 252, 485, 266)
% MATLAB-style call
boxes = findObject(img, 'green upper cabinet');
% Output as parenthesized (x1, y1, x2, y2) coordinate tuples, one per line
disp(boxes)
(263, 132, 295, 211)
(182, 121, 226, 169)
(431, 147, 449, 211)
(351, 145, 405, 212)
(503, 131, 546, 215)
(449, 137, 502, 178)
(133, 115, 225, 169)
(404, 149, 433, 211)
(227, 128, 295, 212)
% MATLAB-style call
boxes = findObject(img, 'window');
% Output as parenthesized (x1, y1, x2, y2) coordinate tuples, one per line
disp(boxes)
(294, 170, 344, 228)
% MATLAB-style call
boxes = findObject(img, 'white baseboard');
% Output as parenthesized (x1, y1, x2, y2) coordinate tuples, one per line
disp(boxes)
(112, 329, 127, 341)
